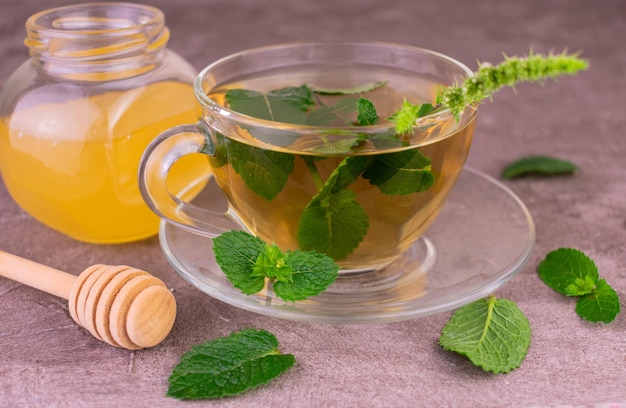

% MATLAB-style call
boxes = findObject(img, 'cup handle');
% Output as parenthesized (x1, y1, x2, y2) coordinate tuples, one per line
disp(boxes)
(139, 123, 240, 237)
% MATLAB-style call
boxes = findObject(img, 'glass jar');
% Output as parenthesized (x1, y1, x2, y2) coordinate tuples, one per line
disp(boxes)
(0, 3, 208, 243)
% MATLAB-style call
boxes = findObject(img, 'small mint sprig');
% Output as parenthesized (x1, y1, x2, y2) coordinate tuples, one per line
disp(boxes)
(213, 230, 339, 301)
(538, 248, 621, 323)
(391, 50, 589, 132)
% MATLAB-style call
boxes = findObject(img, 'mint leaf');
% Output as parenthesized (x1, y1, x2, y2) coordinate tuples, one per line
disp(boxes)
(440, 296, 531, 374)
(538, 248, 599, 296)
(356, 97, 379, 125)
(214, 230, 339, 301)
(227, 138, 294, 201)
(273, 250, 339, 301)
(362, 149, 434, 195)
(298, 189, 369, 260)
(297, 157, 371, 259)
(575, 279, 621, 323)
(226, 85, 314, 124)
(502, 155, 578, 179)
(213, 231, 266, 294)
(167, 328, 295, 399)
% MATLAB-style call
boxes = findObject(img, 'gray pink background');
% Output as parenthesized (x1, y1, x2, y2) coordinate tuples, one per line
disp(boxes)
(1, 0, 624, 406)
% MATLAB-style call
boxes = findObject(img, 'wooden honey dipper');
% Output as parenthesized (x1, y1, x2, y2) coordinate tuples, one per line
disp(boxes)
(0, 250, 176, 350)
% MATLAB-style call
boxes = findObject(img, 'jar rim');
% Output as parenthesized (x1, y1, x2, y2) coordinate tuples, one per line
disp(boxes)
(26, 2, 164, 38)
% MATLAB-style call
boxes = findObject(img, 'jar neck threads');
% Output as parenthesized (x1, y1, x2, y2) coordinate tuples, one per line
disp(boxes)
(24, 3, 169, 81)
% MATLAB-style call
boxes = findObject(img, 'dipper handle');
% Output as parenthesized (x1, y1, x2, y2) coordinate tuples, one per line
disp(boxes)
(0, 250, 75, 298)
(0, 250, 176, 350)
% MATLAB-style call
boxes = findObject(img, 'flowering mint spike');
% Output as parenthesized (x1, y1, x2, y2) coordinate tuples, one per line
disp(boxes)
(390, 50, 588, 133)
(442, 50, 589, 120)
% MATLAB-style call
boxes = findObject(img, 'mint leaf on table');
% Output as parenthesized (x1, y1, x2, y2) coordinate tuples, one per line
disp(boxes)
(439, 296, 531, 374)
(213, 230, 339, 301)
(167, 328, 295, 400)
(538, 248, 620, 323)
(575, 279, 621, 323)
(538, 248, 598, 296)
(502, 156, 578, 179)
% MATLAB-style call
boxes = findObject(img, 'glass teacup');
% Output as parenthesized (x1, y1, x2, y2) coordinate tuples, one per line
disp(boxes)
(139, 42, 477, 274)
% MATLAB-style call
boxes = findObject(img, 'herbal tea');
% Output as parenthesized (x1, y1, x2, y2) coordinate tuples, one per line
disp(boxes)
(206, 66, 476, 270)
(0, 81, 207, 243)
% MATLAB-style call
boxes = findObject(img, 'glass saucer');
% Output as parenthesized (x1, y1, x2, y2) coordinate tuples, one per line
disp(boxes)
(159, 166, 535, 323)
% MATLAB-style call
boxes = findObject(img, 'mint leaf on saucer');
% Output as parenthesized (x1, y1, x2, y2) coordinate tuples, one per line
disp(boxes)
(575, 279, 621, 323)
(502, 155, 578, 179)
(538, 248, 598, 296)
(439, 296, 531, 374)
(213, 231, 266, 294)
(252, 244, 293, 283)
(167, 328, 295, 400)
(213, 230, 339, 301)
(274, 250, 340, 301)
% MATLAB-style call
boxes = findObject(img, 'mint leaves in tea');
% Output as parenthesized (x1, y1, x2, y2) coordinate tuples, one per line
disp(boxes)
(205, 64, 476, 270)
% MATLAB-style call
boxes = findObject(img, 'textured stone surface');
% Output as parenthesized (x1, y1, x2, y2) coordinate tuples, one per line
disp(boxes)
(1, 0, 625, 407)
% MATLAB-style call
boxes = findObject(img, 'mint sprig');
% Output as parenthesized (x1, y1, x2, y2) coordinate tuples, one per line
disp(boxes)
(538, 248, 621, 323)
(167, 328, 295, 399)
(391, 50, 589, 132)
(213, 230, 339, 301)
(439, 295, 531, 374)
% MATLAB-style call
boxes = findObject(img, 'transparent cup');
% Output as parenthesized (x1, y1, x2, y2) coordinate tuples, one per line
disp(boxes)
(139, 42, 478, 274)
